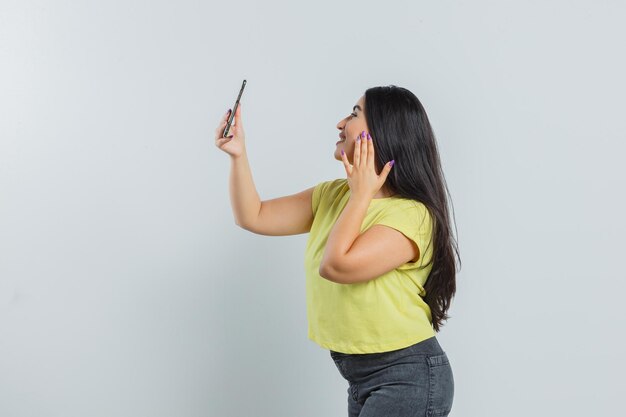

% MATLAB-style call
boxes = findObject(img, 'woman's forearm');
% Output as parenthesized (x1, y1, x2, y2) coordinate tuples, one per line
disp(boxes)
(319, 195, 371, 276)
(229, 151, 261, 228)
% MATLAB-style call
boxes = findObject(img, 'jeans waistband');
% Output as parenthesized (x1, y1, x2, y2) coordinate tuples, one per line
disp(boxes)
(330, 336, 443, 360)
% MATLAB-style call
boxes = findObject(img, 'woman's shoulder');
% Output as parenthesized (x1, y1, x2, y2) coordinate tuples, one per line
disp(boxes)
(316, 178, 348, 194)
(330, 178, 348, 187)
(377, 195, 426, 209)
(376, 197, 431, 223)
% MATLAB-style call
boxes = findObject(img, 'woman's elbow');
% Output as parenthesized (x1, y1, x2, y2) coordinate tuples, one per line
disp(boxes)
(318, 263, 344, 284)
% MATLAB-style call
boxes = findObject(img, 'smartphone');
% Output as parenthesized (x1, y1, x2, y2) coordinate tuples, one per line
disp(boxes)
(223, 79, 247, 137)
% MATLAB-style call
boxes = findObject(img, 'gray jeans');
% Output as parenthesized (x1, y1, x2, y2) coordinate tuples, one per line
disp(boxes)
(330, 336, 454, 417)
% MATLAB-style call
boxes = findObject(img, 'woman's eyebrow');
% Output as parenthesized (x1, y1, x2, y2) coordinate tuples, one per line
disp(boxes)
(353, 105, 362, 112)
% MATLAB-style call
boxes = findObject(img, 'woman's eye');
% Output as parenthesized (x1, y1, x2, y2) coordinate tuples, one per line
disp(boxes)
(350, 113, 357, 118)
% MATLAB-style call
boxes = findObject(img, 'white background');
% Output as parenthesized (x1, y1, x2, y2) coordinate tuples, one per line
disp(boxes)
(1, 1, 624, 416)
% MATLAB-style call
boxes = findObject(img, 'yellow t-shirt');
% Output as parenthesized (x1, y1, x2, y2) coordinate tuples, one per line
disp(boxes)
(304, 178, 436, 354)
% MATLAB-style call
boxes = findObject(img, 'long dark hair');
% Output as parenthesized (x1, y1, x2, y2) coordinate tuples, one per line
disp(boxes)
(364, 85, 460, 332)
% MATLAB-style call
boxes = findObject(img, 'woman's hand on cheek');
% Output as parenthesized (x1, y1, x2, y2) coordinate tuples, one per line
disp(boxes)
(341, 130, 394, 201)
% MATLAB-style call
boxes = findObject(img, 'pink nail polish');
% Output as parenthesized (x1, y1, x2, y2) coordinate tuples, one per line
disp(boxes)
(341, 149, 344, 155)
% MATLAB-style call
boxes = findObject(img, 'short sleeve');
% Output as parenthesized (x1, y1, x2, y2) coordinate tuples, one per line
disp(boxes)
(311, 180, 331, 217)
(373, 201, 434, 270)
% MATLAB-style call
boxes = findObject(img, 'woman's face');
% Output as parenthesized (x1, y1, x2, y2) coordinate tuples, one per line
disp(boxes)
(335, 95, 369, 165)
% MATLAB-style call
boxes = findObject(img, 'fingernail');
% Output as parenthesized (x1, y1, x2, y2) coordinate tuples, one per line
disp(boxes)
(361, 131, 365, 138)
(227, 134, 234, 138)
(367, 133, 371, 140)
(226, 108, 231, 114)
(341, 149, 344, 155)
(389, 160, 395, 167)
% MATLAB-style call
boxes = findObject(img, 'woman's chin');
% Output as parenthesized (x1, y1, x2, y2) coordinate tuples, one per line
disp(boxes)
(334, 142, 349, 159)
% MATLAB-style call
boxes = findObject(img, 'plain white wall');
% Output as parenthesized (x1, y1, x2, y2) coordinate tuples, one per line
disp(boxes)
(1, 0, 625, 416)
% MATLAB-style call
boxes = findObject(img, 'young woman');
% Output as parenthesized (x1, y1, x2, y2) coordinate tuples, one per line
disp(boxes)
(215, 85, 459, 417)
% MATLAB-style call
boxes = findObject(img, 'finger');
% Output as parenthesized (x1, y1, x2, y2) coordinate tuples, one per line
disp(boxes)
(354, 134, 361, 168)
(225, 118, 235, 135)
(341, 149, 352, 176)
(217, 121, 234, 139)
(218, 109, 232, 130)
(378, 159, 395, 184)
(215, 119, 228, 135)
(360, 131, 368, 166)
(367, 132, 375, 166)
(223, 108, 232, 122)
(216, 136, 234, 147)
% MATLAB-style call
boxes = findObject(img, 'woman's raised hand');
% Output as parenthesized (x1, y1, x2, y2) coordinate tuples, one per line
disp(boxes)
(215, 103, 247, 158)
